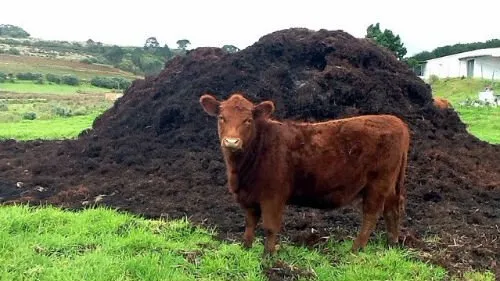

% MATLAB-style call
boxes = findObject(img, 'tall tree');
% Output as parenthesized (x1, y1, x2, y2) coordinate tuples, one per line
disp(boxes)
(144, 37, 160, 50)
(176, 39, 191, 50)
(365, 23, 407, 60)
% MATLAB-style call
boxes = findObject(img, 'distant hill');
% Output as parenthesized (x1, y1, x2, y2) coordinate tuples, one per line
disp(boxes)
(0, 24, 241, 78)
(0, 24, 185, 77)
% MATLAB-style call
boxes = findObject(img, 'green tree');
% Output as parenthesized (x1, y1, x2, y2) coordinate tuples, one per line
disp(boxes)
(366, 23, 407, 60)
(222, 44, 240, 53)
(0, 24, 30, 38)
(140, 56, 164, 75)
(155, 44, 173, 58)
(88, 41, 104, 53)
(144, 37, 160, 50)
(176, 39, 191, 50)
(104, 45, 125, 65)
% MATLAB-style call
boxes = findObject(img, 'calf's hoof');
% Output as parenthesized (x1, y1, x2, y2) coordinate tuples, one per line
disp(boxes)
(386, 237, 400, 248)
(351, 239, 365, 253)
(263, 244, 280, 257)
(242, 240, 253, 249)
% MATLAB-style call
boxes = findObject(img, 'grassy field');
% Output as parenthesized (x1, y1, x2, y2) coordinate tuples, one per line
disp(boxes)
(453, 107, 500, 143)
(0, 84, 113, 140)
(0, 54, 140, 80)
(431, 77, 500, 144)
(0, 80, 111, 95)
(0, 114, 99, 140)
(0, 205, 459, 281)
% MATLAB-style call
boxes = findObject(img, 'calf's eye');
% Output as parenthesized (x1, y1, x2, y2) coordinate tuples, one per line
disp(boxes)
(219, 116, 225, 122)
(244, 119, 252, 125)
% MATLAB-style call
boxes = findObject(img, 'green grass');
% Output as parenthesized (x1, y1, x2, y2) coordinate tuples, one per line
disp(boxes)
(430, 78, 494, 104)
(0, 205, 456, 281)
(454, 107, 500, 144)
(431, 78, 500, 144)
(0, 113, 100, 140)
(0, 54, 140, 80)
(0, 80, 111, 95)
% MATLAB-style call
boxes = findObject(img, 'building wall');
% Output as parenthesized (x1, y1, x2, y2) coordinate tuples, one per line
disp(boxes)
(423, 54, 463, 79)
(421, 47, 500, 80)
(473, 56, 500, 80)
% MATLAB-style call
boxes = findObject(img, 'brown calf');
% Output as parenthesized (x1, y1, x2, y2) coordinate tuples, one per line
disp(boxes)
(200, 93, 410, 254)
(433, 97, 452, 109)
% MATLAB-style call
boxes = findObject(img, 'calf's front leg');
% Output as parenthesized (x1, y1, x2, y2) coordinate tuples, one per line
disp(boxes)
(243, 207, 261, 248)
(260, 198, 285, 255)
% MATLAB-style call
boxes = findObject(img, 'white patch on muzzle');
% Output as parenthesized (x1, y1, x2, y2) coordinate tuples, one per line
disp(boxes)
(222, 137, 241, 149)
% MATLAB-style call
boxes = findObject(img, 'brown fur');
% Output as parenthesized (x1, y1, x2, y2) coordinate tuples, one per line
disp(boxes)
(433, 97, 452, 109)
(200, 93, 410, 254)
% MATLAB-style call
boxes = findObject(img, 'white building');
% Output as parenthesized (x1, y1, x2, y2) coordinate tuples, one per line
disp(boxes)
(418, 47, 500, 80)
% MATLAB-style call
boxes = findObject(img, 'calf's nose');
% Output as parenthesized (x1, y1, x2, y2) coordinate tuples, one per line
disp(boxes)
(223, 138, 241, 149)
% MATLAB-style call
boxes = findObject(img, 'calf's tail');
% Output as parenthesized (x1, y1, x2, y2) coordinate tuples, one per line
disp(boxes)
(395, 151, 408, 216)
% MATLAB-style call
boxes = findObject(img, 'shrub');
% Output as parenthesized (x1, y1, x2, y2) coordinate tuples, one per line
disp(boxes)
(7, 47, 20, 55)
(45, 73, 61, 84)
(80, 58, 94, 64)
(23, 112, 37, 120)
(51, 105, 73, 117)
(80, 57, 105, 64)
(0, 72, 6, 83)
(35, 78, 44, 84)
(16, 72, 43, 81)
(117, 60, 141, 74)
(61, 75, 80, 86)
(428, 74, 439, 85)
(91, 76, 132, 90)
(0, 101, 8, 111)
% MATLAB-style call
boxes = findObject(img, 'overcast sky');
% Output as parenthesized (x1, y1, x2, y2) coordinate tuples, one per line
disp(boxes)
(2, 0, 499, 56)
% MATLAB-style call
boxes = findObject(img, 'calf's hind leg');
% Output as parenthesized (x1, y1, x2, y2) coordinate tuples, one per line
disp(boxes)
(383, 193, 401, 246)
(352, 181, 387, 252)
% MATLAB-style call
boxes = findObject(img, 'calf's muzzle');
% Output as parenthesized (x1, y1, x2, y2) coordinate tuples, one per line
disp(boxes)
(222, 137, 242, 150)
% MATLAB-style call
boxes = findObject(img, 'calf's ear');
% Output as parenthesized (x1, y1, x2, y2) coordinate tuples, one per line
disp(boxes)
(253, 101, 275, 119)
(200, 94, 220, 116)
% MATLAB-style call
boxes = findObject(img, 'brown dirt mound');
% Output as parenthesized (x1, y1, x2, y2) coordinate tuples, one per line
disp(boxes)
(1, 28, 499, 276)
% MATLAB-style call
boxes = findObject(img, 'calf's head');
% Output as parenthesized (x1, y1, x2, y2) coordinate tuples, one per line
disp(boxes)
(199, 93, 274, 152)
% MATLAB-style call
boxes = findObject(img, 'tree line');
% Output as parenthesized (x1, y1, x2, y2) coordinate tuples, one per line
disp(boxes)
(410, 39, 500, 62)
(0, 71, 132, 90)
(364, 22, 499, 71)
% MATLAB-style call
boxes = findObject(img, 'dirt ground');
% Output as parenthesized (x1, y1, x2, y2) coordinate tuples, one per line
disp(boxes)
(1, 28, 499, 277)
